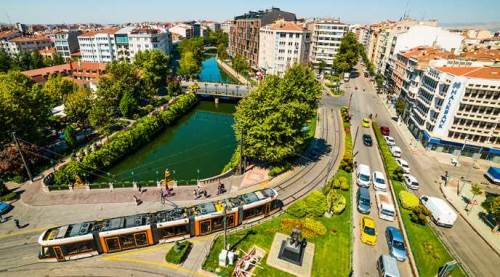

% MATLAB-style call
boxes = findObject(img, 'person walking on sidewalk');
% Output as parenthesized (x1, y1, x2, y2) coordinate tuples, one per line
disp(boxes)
(133, 195, 142, 206)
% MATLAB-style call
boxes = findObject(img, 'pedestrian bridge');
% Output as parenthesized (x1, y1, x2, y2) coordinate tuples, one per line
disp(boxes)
(181, 81, 252, 98)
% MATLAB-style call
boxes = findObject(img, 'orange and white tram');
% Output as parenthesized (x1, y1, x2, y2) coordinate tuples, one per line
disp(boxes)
(38, 188, 280, 262)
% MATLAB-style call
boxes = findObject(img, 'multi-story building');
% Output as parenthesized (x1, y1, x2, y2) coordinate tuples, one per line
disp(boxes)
(408, 66, 500, 161)
(78, 28, 119, 63)
(221, 20, 231, 34)
(258, 20, 310, 76)
(0, 31, 21, 53)
(229, 7, 296, 69)
(308, 18, 348, 73)
(114, 27, 134, 62)
(4, 35, 52, 55)
(127, 27, 171, 60)
(202, 21, 221, 32)
(53, 30, 80, 60)
(169, 23, 193, 40)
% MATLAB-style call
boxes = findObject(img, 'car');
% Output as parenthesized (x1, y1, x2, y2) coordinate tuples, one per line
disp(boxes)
(372, 171, 388, 191)
(362, 118, 371, 128)
(396, 159, 410, 174)
(403, 174, 419, 190)
(362, 134, 373, 146)
(386, 227, 407, 262)
(360, 216, 377, 246)
(479, 212, 499, 233)
(0, 201, 12, 215)
(390, 146, 402, 158)
(377, 255, 401, 277)
(384, 136, 396, 146)
(356, 164, 371, 187)
(420, 195, 457, 227)
(357, 187, 371, 214)
(380, 126, 390, 136)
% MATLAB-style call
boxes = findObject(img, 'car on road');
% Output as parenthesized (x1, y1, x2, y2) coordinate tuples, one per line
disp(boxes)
(390, 146, 402, 158)
(395, 158, 410, 174)
(362, 134, 373, 146)
(373, 171, 387, 191)
(357, 187, 371, 214)
(386, 227, 407, 262)
(420, 195, 458, 227)
(380, 126, 390, 136)
(362, 118, 371, 128)
(377, 254, 401, 277)
(0, 201, 12, 215)
(356, 164, 371, 187)
(403, 174, 419, 190)
(360, 216, 377, 246)
(384, 136, 396, 146)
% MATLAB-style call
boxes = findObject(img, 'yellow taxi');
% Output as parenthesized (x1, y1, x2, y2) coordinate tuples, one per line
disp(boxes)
(362, 118, 371, 128)
(360, 216, 377, 246)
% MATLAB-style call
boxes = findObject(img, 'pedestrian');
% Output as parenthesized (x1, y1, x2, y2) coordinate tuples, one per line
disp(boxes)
(133, 195, 142, 206)
(14, 219, 21, 229)
(138, 183, 143, 193)
(193, 189, 199, 199)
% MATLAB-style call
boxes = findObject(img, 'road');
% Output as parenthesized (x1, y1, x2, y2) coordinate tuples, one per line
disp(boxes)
(349, 65, 500, 276)
(0, 96, 342, 276)
(349, 83, 413, 276)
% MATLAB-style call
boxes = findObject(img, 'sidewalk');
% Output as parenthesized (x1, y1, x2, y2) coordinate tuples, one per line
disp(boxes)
(441, 180, 500, 255)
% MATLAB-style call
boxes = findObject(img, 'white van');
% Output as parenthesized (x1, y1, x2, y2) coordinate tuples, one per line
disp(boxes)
(390, 146, 402, 158)
(420, 195, 457, 227)
(357, 164, 371, 187)
(376, 191, 396, 221)
(377, 254, 400, 277)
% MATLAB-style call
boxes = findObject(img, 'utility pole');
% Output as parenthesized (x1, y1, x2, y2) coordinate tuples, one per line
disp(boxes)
(239, 128, 245, 175)
(11, 132, 33, 182)
(223, 204, 228, 250)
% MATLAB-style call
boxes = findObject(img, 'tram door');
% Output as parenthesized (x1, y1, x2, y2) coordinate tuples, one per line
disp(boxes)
(200, 220, 212, 235)
(53, 246, 65, 262)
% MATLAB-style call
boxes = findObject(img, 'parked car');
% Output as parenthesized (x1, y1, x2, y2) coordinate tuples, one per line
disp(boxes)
(356, 164, 371, 187)
(386, 227, 407, 262)
(373, 171, 388, 191)
(362, 118, 371, 128)
(396, 159, 410, 174)
(390, 146, 402, 158)
(363, 134, 373, 146)
(485, 166, 500, 184)
(380, 126, 390, 136)
(357, 187, 371, 214)
(403, 174, 419, 190)
(377, 254, 401, 277)
(479, 212, 499, 233)
(376, 191, 396, 222)
(420, 195, 457, 227)
(0, 201, 13, 215)
(384, 136, 396, 146)
(360, 216, 377, 246)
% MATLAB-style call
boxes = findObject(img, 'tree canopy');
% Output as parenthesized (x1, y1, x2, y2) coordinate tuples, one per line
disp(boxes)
(232, 55, 249, 75)
(64, 86, 92, 126)
(332, 32, 360, 75)
(133, 49, 170, 97)
(234, 64, 321, 163)
(43, 74, 78, 105)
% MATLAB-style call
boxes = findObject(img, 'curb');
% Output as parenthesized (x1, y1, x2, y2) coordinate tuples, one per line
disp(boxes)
(439, 184, 500, 257)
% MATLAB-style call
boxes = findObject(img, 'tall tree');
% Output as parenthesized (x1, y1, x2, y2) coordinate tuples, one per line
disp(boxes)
(217, 43, 228, 60)
(0, 49, 12, 72)
(178, 51, 200, 78)
(232, 55, 249, 75)
(332, 32, 360, 75)
(133, 49, 170, 97)
(64, 86, 92, 126)
(31, 50, 45, 68)
(0, 142, 43, 179)
(119, 90, 138, 118)
(43, 74, 78, 105)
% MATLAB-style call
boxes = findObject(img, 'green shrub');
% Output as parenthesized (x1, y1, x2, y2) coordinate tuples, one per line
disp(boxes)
(410, 204, 432, 225)
(269, 162, 291, 177)
(287, 199, 307, 218)
(392, 167, 405, 181)
(0, 191, 16, 201)
(399, 191, 419, 210)
(165, 240, 192, 264)
(302, 218, 327, 237)
(338, 176, 349, 191)
(340, 157, 353, 173)
(327, 189, 347, 215)
(304, 191, 327, 217)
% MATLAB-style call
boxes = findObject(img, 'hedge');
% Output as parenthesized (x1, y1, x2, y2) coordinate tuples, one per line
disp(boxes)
(165, 241, 192, 264)
(287, 191, 327, 218)
(53, 93, 198, 186)
(0, 191, 16, 201)
(399, 190, 419, 210)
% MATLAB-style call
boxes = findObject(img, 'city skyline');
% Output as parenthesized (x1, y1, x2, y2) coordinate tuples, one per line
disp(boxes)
(1, 0, 499, 25)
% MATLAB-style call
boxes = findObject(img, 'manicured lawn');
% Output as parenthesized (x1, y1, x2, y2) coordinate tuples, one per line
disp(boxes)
(372, 122, 466, 277)
(165, 241, 192, 264)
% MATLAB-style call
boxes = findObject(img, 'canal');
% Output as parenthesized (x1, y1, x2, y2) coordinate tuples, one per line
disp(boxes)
(199, 56, 236, 84)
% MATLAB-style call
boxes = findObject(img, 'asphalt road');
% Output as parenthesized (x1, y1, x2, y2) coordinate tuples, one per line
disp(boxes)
(349, 65, 500, 277)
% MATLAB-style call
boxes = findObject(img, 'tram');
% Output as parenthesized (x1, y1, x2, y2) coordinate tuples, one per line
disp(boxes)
(38, 188, 280, 262)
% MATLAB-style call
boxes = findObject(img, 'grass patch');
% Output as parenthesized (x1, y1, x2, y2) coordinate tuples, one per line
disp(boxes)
(165, 241, 192, 264)
(372, 122, 465, 277)
(0, 191, 16, 201)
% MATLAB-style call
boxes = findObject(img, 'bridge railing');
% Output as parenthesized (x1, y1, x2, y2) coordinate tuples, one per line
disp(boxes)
(190, 82, 252, 98)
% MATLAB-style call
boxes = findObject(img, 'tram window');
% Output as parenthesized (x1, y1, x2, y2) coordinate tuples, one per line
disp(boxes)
(134, 232, 148, 246)
(62, 240, 95, 255)
(200, 220, 211, 234)
(243, 205, 265, 219)
(105, 237, 121, 252)
(212, 216, 224, 231)
(119, 234, 136, 249)
(227, 214, 235, 227)
(271, 200, 281, 210)
(158, 225, 189, 239)
(41, 246, 55, 258)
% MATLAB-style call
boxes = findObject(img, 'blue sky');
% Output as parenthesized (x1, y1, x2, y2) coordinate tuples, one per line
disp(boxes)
(1, 0, 499, 24)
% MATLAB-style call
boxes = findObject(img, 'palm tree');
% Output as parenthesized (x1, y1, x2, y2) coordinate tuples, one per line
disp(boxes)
(467, 183, 482, 212)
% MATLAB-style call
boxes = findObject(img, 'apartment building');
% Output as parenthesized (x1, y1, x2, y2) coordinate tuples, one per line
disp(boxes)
(169, 23, 193, 40)
(4, 35, 52, 55)
(229, 7, 296, 68)
(0, 31, 21, 53)
(78, 28, 119, 63)
(258, 20, 310, 76)
(53, 30, 80, 60)
(308, 18, 348, 73)
(408, 66, 500, 161)
(128, 28, 171, 60)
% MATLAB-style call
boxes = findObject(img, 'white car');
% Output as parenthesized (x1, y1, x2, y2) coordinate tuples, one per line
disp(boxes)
(372, 171, 387, 191)
(390, 146, 402, 158)
(384, 136, 396, 146)
(357, 164, 371, 187)
(403, 174, 419, 190)
(396, 159, 410, 174)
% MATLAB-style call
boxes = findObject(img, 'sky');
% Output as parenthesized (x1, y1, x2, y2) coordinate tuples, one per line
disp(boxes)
(1, 0, 499, 25)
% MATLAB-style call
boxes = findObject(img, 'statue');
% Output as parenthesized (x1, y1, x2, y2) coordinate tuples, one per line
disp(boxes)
(278, 226, 306, 266)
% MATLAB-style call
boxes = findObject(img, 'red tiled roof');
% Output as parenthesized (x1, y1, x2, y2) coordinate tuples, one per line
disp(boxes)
(21, 62, 107, 79)
(436, 66, 500, 80)
(459, 49, 500, 62)
(0, 31, 18, 39)
(267, 21, 305, 32)
(10, 35, 50, 43)
(79, 28, 119, 37)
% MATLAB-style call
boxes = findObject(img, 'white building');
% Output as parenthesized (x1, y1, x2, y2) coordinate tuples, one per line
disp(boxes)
(4, 35, 52, 56)
(408, 66, 500, 161)
(128, 28, 171, 60)
(308, 18, 348, 73)
(53, 30, 80, 60)
(258, 20, 310, 76)
(78, 28, 119, 63)
(169, 23, 193, 40)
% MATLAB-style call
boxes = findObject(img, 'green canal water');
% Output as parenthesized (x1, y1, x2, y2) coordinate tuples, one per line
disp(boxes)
(103, 101, 236, 184)
(199, 56, 236, 84)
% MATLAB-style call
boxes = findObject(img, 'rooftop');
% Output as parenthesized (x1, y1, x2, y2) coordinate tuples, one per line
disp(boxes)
(79, 28, 119, 37)
(436, 66, 500, 80)
(400, 46, 454, 68)
(459, 49, 500, 62)
(266, 20, 305, 32)
(9, 35, 50, 43)
(0, 31, 19, 39)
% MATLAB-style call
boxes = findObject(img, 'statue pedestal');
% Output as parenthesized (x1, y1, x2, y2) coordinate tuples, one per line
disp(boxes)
(267, 233, 314, 277)
(278, 238, 306, 266)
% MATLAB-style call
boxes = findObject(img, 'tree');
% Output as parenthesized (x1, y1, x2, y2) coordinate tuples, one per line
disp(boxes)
(167, 79, 182, 96)
(63, 125, 77, 148)
(17, 52, 33, 70)
(395, 97, 406, 116)
(133, 49, 170, 97)
(318, 60, 327, 74)
(119, 90, 138, 118)
(178, 37, 205, 63)
(482, 196, 500, 232)
(234, 64, 321, 163)
(332, 32, 360, 75)
(217, 43, 228, 60)
(232, 55, 249, 75)
(467, 184, 483, 211)
(43, 74, 78, 105)
(0, 142, 43, 179)
(0, 49, 12, 72)
(178, 51, 200, 78)
(31, 50, 45, 68)
(0, 71, 51, 144)
(88, 100, 115, 130)
(64, 87, 92, 126)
